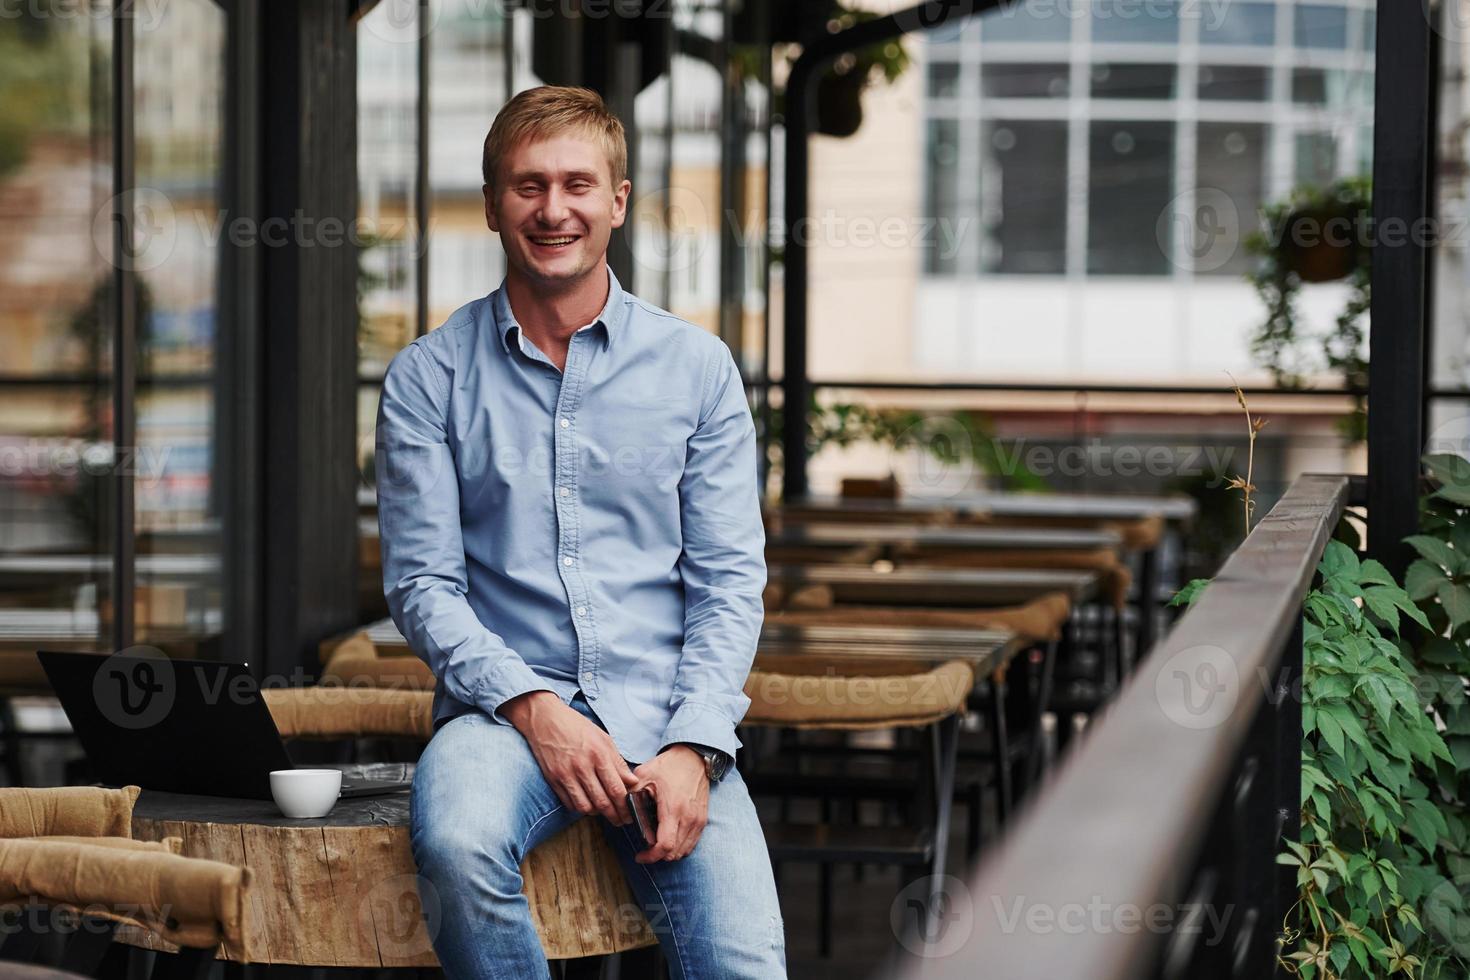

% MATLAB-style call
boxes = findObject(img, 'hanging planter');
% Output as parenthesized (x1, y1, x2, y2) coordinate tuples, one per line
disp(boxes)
(1244, 177, 1372, 442)
(1280, 200, 1367, 283)
(815, 66, 866, 137)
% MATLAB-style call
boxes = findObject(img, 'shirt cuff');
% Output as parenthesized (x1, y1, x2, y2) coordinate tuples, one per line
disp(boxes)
(481, 658, 557, 724)
(657, 700, 742, 761)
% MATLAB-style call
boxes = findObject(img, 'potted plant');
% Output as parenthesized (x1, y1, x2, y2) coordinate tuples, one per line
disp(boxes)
(1243, 177, 1372, 441)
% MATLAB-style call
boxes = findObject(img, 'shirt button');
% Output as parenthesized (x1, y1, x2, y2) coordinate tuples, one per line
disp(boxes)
(559, 487, 570, 498)
(563, 556, 573, 566)
(559, 418, 570, 429)
(576, 606, 587, 617)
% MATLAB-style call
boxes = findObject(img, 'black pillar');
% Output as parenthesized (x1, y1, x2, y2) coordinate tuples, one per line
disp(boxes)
(1367, 0, 1434, 575)
(252, 1, 360, 679)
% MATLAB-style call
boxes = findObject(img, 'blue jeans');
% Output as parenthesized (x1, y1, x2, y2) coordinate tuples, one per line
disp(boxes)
(410, 694, 787, 979)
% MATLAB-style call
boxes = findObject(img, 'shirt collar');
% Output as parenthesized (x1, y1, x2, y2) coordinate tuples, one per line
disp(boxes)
(493, 266, 628, 355)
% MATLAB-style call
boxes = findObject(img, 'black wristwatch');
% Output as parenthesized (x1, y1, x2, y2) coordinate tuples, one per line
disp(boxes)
(673, 743, 731, 784)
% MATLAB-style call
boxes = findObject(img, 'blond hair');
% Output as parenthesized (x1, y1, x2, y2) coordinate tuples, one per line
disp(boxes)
(481, 86, 628, 189)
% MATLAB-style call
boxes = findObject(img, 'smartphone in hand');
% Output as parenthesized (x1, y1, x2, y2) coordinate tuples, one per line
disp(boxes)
(626, 788, 658, 849)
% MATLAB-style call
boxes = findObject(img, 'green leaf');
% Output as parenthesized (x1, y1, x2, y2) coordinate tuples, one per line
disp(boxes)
(1405, 559, 1448, 601)
(1168, 578, 1210, 608)
(1321, 539, 1362, 580)
(1317, 707, 1346, 756)
(1359, 558, 1398, 587)
(1438, 580, 1470, 629)
(1407, 534, 1463, 572)
(1426, 453, 1470, 504)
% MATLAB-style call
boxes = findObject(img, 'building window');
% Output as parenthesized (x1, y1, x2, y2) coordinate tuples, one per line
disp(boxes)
(1197, 64, 1271, 101)
(981, 0, 1073, 43)
(1194, 123, 1267, 277)
(981, 62, 1070, 99)
(1087, 121, 1176, 275)
(1295, 4, 1349, 49)
(1091, 63, 1178, 100)
(1091, 0, 1179, 44)
(1199, 1, 1276, 46)
(981, 120, 1069, 274)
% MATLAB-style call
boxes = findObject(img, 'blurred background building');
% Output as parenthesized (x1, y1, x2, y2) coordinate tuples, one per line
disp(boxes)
(4, 0, 1469, 664)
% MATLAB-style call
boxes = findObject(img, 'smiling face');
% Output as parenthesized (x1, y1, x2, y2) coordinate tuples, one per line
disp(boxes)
(484, 132, 631, 291)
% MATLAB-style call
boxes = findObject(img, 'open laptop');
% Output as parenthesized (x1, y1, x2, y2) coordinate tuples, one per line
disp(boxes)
(38, 650, 413, 801)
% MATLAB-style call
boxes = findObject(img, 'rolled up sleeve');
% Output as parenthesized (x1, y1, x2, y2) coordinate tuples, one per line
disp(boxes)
(376, 343, 552, 722)
(657, 345, 766, 761)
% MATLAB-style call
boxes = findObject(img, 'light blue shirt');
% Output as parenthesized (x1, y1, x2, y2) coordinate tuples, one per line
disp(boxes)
(375, 268, 765, 764)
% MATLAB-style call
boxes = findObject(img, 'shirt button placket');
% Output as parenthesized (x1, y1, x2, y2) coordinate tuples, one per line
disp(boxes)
(556, 334, 595, 694)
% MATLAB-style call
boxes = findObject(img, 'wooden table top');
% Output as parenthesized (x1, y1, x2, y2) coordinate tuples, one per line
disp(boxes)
(131, 763, 413, 828)
(767, 522, 1122, 552)
(758, 623, 1021, 673)
(781, 489, 1197, 522)
(767, 562, 1101, 606)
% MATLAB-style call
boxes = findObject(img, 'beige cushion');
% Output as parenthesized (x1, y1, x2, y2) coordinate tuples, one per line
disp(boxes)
(34, 836, 182, 855)
(261, 685, 434, 741)
(0, 786, 140, 840)
(320, 630, 435, 691)
(0, 838, 251, 954)
(743, 659, 974, 730)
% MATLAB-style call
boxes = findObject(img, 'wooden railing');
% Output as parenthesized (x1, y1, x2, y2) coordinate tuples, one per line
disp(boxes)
(899, 473, 1348, 979)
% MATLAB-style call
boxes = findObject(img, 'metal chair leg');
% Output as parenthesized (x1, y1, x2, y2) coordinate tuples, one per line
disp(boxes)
(985, 678, 1013, 827)
(59, 915, 120, 974)
(1, 698, 24, 787)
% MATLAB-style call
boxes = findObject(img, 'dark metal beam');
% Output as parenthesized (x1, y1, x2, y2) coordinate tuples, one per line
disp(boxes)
(111, 1, 136, 653)
(1367, 0, 1434, 575)
(218, 0, 264, 668)
(258, 0, 361, 680)
(780, 0, 1009, 500)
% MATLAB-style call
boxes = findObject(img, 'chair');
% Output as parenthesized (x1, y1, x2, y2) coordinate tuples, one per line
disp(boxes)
(741, 658, 974, 957)
(765, 591, 1072, 813)
(0, 785, 251, 978)
(318, 630, 435, 691)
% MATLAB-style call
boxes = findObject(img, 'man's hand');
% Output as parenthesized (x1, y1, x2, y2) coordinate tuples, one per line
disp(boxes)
(630, 745, 710, 863)
(501, 691, 638, 825)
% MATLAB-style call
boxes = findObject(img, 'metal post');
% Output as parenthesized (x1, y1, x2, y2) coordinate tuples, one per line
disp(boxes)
(1367, 0, 1433, 576)
(111, 1, 136, 653)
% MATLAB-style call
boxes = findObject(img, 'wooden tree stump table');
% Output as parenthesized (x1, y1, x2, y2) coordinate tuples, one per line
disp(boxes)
(120, 764, 656, 968)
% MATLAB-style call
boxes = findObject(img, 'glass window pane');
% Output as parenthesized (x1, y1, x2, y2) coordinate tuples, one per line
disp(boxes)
(1199, 1, 1275, 46)
(358, 1, 421, 379)
(981, 62, 1070, 98)
(1090, 62, 1178, 99)
(981, 120, 1068, 274)
(1292, 68, 1367, 108)
(133, 0, 225, 642)
(982, 1, 1072, 42)
(1091, 0, 1179, 44)
(1193, 123, 1266, 278)
(1295, 130, 1340, 187)
(924, 119, 962, 275)
(928, 62, 961, 98)
(1295, 4, 1349, 49)
(0, 11, 114, 641)
(1088, 121, 1175, 275)
(1197, 64, 1271, 101)
(428, 0, 508, 329)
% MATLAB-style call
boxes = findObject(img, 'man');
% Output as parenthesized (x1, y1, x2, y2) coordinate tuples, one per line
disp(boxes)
(376, 86, 786, 979)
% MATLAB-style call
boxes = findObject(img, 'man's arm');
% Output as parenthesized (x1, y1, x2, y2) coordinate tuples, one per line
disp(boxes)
(375, 342, 553, 721)
(376, 342, 635, 826)
(630, 344, 763, 863)
(657, 343, 766, 762)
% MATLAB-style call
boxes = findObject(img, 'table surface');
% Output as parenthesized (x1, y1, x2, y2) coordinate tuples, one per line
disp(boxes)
(782, 489, 1197, 522)
(767, 562, 1101, 605)
(131, 763, 413, 827)
(758, 622, 1020, 672)
(767, 522, 1121, 551)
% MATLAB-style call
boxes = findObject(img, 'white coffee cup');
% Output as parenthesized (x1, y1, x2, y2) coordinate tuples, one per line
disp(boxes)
(269, 769, 342, 819)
